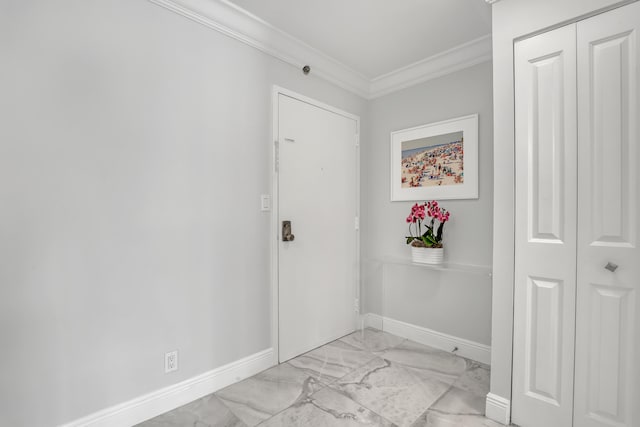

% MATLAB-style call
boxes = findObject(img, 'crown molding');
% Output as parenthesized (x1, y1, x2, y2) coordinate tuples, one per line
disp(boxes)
(148, 0, 371, 97)
(485, 0, 502, 4)
(369, 34, 492, 99)
(148, 0, 493, 100)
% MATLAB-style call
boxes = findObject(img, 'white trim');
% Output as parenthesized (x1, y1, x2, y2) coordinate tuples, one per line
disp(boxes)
(369, 35, 493, 99)
(485, 393, 511, 425)
(59, 348, 274, 427)
(271, 86, 361, 363)
(147, 0, 492, 99)
(485, 0, 502, 4)
(272, 86, 361, 123)
(361, 313, 383, 330)
(270, 88, 280, 366)
(363, 313, 491, 365)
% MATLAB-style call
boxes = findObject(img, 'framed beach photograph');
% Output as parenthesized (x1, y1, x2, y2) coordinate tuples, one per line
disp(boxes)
(390, 114, 478, 201)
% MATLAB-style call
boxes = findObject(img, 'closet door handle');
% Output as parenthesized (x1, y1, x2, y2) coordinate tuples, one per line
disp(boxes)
(604, 262, 618, 272)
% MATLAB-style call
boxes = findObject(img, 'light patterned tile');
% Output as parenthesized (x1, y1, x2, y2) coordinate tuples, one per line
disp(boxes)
(430, 362, 490, 416)
(260, 387, 396, 427)
(339, 328, 406, 353)
(410, 411, 506, 427)
(288, 339, 378, 385)
(378, 340, 468, 379)
(215, 363, 323, 427)
(330, 357, 453, 427)
(136, 394, 246, 427)
(137, 332, 500, 427)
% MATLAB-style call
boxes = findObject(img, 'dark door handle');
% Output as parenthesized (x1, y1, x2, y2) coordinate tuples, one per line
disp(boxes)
(604, 262, 618, 272)
(282, 220, 295, 242)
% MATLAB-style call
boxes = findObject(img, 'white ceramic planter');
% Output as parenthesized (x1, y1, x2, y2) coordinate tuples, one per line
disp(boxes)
(411, 246, 444, 265)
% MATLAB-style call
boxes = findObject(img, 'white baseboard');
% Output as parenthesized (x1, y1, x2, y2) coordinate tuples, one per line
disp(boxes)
(60, 348, 275, 427)
(359, 313, 383, 330)
(362, 313, 491, 365)
(485, 393, 511, 425)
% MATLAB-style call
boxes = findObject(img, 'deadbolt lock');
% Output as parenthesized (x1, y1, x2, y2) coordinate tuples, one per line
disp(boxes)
(282, 220, 295, 242)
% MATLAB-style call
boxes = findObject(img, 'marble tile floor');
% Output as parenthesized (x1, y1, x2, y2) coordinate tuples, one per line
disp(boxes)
(138, 328, 505, 427)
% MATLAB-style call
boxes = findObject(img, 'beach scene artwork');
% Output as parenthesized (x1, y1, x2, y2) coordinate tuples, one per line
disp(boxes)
(401, 131, 464, 188)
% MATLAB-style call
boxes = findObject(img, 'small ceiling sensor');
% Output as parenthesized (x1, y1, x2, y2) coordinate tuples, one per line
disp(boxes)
(302, 65, 311, 75)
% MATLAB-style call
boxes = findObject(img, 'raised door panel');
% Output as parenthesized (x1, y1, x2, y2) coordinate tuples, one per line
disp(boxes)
(513, 24, 577, 427)
(529, 55, 566, 243)
(575, 3, 640, 427)
(525, 277, 564, 404)
(585, 285, 633, 423)
(588, 32, 636, 247)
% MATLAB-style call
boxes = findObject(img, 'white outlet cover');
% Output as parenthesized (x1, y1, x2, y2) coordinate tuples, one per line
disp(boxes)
(260, 194, 271, 211)
(165, 350, 178, 373)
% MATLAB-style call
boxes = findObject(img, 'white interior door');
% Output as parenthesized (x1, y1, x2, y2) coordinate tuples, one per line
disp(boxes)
(513, 24, 578, 427)
(276, 91, 358, 362)
(574, 3, 640, 426)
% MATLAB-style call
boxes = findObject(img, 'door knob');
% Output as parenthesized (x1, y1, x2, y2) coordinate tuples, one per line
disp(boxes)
(604, 262, 618, 272)
(282, 220, 295, 242)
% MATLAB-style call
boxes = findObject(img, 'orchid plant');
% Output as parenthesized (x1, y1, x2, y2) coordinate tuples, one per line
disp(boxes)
(405, 200, 451, 248)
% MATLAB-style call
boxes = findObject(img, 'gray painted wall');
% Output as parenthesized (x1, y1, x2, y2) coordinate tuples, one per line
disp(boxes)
(0, 1, 366, 425)
(361, 62, 494, 345)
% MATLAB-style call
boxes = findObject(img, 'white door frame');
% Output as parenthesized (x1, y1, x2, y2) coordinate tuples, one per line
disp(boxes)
(270, 86, 361, 364)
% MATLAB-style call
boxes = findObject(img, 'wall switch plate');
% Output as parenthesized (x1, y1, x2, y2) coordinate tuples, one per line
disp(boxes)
(260, 195, 271, 211)
(165, 350, 178, 373)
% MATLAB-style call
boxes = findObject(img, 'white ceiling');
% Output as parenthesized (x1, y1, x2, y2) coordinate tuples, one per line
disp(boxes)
(225, 0, 492, 79)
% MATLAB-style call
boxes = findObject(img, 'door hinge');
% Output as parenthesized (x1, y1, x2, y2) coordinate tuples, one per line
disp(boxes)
(354, 298, 360, 313)
(274, 140, 279, 172)
(354, 217, 360, 230)
(355, 134, 360, 147)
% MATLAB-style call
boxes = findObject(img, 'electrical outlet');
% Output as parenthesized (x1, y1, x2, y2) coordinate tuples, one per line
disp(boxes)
(165, 350, 178, 373)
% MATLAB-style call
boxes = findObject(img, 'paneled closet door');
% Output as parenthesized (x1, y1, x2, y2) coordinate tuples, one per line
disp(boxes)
(512, 25, 578, 427)
(574, 3, 640, 427)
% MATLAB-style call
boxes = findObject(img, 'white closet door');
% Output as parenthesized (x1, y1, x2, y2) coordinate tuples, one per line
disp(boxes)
(513, 25, 578, 427)
(574, 3, 640, 427)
